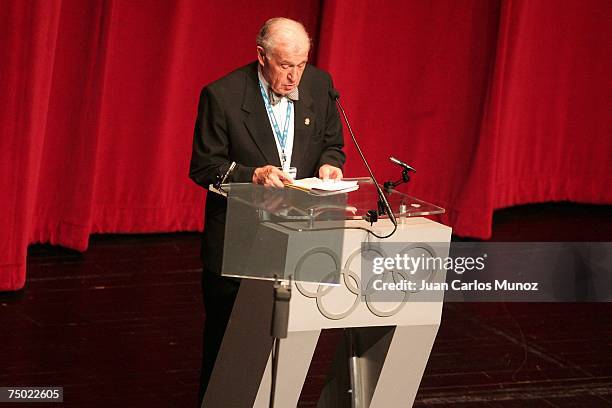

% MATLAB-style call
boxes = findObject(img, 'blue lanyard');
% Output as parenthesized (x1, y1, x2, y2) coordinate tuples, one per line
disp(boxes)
(258, 81, 292, 164)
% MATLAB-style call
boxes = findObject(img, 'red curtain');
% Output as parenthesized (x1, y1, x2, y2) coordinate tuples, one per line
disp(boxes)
(1, 0, 610, 290)
(317, 0, 612, 237)
(0, 0, 321, 290)
(317, 0, 504, 236)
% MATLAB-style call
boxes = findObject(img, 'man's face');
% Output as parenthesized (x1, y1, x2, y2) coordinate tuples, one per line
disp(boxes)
(258, 42, 308, 95)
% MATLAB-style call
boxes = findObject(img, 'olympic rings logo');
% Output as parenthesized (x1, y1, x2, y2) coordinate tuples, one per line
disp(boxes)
(293, 243, 439, 319)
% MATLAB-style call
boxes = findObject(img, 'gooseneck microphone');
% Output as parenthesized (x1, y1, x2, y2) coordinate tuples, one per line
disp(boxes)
(213, 161, 236, 190)
(390, 156, 416, 172)
(329, 88, 397, 228)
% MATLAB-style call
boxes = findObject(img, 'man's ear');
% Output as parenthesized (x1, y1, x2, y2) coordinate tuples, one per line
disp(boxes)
(256, 46, 266, 66)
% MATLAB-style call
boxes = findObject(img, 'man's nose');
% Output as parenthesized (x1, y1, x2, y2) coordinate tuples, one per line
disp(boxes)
(288, 67, 297, 81)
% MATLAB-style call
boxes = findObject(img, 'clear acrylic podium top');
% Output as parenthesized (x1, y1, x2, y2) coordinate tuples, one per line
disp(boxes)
(216, 177, 444, 221)
(215, 178, 445, 283)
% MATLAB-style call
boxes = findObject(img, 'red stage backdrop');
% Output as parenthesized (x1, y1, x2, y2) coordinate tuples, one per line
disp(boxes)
(1, 0, 611, 290)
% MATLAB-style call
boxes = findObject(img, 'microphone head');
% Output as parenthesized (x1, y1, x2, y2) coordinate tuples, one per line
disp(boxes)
(329, 88, 340, 100)
(390, 156, 416, 172)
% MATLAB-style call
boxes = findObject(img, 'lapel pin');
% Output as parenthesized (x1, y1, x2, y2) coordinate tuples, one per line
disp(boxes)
(305, 118, 311, 126)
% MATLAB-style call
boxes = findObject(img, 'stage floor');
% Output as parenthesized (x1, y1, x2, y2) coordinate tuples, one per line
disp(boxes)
(1, 202, 611, 407)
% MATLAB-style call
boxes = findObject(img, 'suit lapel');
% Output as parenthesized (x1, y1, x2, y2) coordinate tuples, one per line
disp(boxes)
(242, 64, 281, 166)
(291, 85, 316, 174)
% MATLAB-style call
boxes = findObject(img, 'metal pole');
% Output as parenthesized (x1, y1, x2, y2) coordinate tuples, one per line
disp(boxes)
(346, 328, 363, 408)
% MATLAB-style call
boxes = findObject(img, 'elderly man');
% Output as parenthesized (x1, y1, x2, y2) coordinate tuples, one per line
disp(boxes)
(189, 17, 345, 402)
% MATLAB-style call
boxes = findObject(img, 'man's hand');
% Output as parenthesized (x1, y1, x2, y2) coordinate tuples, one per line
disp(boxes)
(318, 164, 343, 180)
(252, 165, 294, 188)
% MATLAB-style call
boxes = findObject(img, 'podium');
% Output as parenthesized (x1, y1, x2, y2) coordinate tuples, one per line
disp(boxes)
(202, 179, 451, 407)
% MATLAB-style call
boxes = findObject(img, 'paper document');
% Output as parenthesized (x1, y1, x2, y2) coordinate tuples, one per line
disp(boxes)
(286, 178, 359, 195)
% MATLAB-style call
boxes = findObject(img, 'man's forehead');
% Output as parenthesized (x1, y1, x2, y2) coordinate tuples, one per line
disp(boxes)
(269, 25, 309, 49)
(267, 40, 309, 62)
(274, 40, 309, 55)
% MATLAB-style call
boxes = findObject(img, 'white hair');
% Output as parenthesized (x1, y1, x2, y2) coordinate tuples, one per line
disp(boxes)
(256, 17, 311, 54)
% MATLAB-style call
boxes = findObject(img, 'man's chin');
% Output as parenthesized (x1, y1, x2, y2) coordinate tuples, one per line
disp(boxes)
(271, 85, 296, 96)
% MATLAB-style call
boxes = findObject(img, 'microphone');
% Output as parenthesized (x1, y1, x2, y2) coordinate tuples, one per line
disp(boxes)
(390, 156, 416, 172)
(384, 157, 416, 192)
(214, 161, 236, 189)
(329, 88, 397, 228)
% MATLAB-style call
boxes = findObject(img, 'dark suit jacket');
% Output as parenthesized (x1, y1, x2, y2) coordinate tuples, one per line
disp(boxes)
(189, 62, 345, 274)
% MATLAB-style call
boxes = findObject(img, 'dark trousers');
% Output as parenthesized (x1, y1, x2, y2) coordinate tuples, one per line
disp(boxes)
(198, 269, 240, 407)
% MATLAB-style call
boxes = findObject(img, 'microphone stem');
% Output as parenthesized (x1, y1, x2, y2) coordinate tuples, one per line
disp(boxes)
(334, 99, 397, 227)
